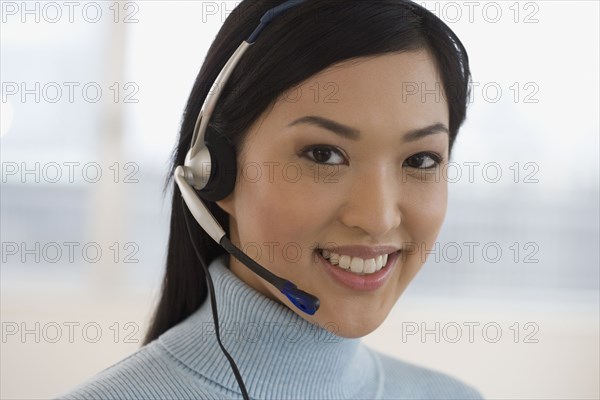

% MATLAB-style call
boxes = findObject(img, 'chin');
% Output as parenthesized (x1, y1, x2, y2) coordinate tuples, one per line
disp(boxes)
(332, 318, 385, 339)
(307, 307, 388, 339)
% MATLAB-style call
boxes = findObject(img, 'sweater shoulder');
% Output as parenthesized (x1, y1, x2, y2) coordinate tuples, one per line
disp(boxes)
(56, 341, 230, 400)
(371, 349, 485, 400)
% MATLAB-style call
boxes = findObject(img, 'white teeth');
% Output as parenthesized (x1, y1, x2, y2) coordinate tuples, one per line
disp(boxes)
(364, 258, 376, 274)
(330, 253, 340, 264)
(338, 255, 351, 269)
(320, 249, 392, 275)
(350, 257, 364, 273)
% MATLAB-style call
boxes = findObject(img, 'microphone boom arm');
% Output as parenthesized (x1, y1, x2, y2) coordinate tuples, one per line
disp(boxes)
(174, 166, 320, 315)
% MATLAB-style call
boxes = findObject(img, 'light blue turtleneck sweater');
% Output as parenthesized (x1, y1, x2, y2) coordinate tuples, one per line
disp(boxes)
(59, 254, 484, 400)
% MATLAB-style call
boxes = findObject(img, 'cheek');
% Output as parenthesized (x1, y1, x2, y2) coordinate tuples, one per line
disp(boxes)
(405, 182, 448, 244)
(395, 183, 447, 286)
(235, 178, 326, 253)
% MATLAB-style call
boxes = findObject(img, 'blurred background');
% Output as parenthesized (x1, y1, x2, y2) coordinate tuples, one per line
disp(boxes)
(1, 1, 598, 399)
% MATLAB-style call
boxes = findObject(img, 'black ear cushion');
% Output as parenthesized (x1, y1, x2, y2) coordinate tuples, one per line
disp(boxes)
(198, 133, 237, 202)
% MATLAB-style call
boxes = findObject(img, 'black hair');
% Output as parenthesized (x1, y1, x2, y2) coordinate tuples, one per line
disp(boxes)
(143, 0, 470, 345)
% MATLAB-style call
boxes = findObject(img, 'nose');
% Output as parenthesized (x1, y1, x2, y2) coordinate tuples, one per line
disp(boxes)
(338, 165, 403, 238)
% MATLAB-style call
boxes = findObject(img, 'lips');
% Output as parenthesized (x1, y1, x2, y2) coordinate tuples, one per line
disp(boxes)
(315, 248, 401, 291)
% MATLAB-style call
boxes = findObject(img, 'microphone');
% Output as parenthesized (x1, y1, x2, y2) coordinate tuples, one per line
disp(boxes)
(174, 166, 320, 315)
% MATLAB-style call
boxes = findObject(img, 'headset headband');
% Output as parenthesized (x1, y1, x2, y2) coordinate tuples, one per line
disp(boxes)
(183, 0, 309, 198)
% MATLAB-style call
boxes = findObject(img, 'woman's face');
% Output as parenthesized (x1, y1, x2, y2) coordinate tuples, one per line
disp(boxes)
(217, 50, 449, 338)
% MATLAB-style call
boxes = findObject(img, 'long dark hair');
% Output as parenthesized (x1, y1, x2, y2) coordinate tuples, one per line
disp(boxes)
(143, 0, 471, 345)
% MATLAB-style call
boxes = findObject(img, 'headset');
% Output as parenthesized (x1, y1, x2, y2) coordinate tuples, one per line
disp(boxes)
(175, 0, 319, 316)
(173, 1, 317, 398)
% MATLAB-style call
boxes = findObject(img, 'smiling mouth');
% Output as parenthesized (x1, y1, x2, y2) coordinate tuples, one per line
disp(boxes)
(316, 248, 399, 275)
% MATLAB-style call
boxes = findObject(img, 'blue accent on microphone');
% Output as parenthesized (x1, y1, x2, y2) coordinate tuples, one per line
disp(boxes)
(281, 281, 320, 315)
(247, 0, 308, 43)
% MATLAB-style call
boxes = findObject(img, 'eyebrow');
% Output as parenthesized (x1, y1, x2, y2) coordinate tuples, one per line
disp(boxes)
(287, 115, 449, 142)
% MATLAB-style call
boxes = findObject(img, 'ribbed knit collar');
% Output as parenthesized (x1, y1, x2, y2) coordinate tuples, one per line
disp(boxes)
(159, 254, 383, 399)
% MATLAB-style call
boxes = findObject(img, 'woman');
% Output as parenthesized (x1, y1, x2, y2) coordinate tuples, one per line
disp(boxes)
(61, 0, 482, 398)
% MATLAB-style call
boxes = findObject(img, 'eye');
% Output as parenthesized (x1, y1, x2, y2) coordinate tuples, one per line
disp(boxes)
(404, 152, 442, 169)
(300, 145, 348, 166)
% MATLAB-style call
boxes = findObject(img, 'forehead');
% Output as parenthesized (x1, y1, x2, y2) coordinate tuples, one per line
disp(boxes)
(267, 50, 449, 133)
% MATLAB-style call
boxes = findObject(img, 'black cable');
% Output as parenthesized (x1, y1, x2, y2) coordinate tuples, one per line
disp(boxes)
(181, 198, 250, 400)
